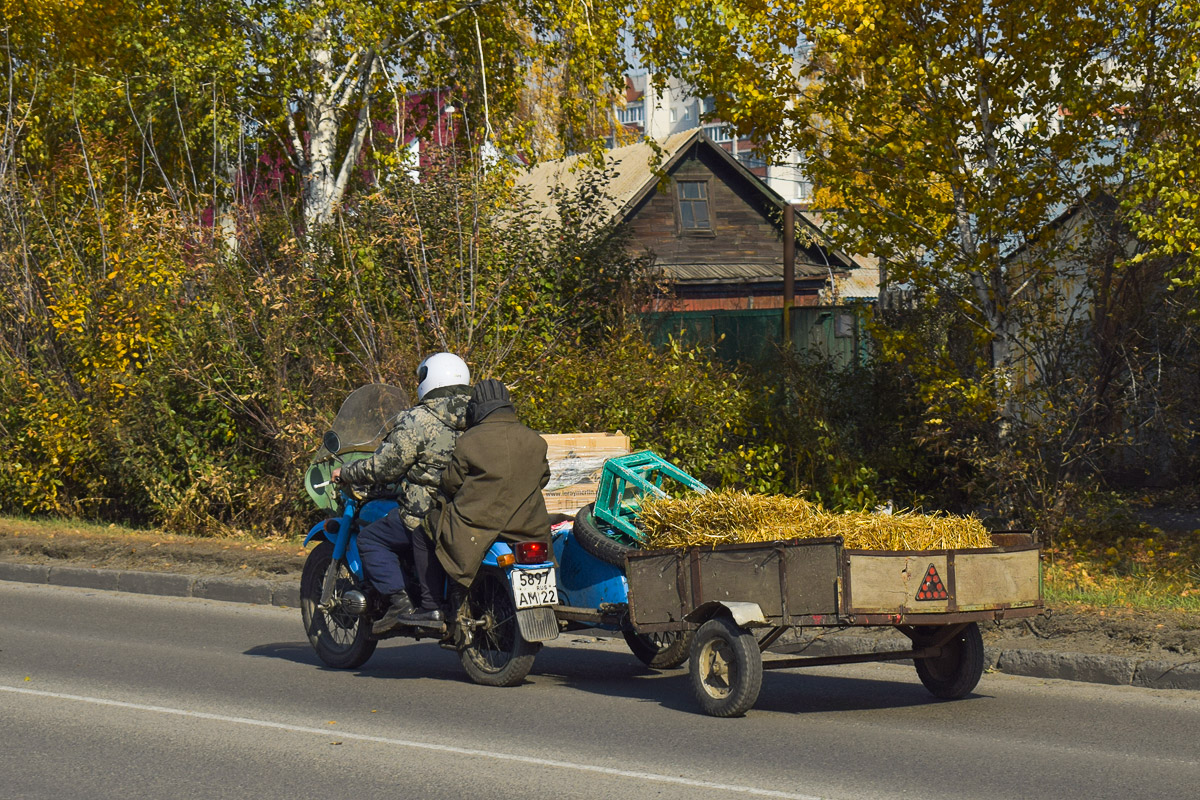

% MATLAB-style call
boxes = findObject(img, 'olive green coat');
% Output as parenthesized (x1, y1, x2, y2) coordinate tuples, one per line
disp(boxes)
(434, 408, 552, 588)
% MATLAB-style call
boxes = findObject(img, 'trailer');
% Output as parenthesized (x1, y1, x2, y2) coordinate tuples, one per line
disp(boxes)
(554, 452, 1045, 716)
(620, 531, 1042, 716)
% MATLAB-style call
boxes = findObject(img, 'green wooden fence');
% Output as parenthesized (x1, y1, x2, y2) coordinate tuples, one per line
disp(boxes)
(645, 306, 870, 368)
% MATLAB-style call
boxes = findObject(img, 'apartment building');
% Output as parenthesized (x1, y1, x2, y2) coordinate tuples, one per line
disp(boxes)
(614, 71, 812, 206)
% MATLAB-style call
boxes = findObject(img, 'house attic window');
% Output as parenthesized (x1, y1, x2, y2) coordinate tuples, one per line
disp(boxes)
(678, 180, 712, 231)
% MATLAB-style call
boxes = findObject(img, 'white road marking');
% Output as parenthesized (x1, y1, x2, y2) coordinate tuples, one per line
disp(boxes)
(3, 684, 830, 800)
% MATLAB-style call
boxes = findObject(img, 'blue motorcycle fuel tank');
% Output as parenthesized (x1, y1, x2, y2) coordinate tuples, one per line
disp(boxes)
(303, 498, 397, 547)
(302, 498, 398, 580)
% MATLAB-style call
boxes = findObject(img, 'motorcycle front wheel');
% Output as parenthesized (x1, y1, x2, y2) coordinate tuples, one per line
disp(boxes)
(459, 572, 539, 687)
(301, 540, 378, 669)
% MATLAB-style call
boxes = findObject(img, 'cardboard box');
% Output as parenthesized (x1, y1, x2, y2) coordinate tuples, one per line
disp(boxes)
(541, 432, 632, 461)
(540, 432, 631, 516)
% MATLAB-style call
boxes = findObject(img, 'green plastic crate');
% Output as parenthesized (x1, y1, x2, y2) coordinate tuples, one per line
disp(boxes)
(592, 451, 709, 543)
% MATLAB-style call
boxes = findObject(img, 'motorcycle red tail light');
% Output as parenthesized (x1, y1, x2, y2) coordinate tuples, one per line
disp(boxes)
(513, 541, 549, 565)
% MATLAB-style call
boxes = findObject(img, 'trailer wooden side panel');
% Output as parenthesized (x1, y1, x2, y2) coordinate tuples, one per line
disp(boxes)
(627, 539, 842, 628)
(844, 547, 1041, 614)
(781, 542, 840, 618)
(694, 548, 785, 617)
(625, 551, 688, 626)
(626, 537, 1042, 631)
(954, 550, 1042, 610)
(844, 554, 951, 612)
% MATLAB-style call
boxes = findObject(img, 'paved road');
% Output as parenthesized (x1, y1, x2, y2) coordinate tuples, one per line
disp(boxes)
(2, 581, 1198, 800)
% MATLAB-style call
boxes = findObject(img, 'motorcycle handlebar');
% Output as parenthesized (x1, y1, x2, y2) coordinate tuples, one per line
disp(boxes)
(334, 483, 392, 504)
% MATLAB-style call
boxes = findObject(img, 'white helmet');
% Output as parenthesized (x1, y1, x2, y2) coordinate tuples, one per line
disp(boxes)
(416, 353, 470, 400)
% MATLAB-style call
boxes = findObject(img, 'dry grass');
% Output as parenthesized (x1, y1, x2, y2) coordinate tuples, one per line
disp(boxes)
(637, 490, 994, 551)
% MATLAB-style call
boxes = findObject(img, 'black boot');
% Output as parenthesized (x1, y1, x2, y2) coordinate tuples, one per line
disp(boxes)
(397, 606, 444, 629)
(372, 592, 416, 635)
(448, 585, 468, 619)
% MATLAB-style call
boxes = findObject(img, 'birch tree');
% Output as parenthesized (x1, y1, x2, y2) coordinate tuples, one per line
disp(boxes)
(234, 0, 627, 232)
(5, 0, 630, 233)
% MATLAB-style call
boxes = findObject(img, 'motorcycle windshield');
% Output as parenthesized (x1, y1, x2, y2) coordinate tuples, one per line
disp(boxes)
(306, 383, 410, 511)
(321, 383, 411, 457)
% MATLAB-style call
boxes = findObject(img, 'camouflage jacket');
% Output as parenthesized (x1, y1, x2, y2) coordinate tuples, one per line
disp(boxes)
(339, 385, 471, 529)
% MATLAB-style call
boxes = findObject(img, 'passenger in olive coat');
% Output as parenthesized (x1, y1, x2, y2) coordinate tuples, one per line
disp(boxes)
(434, 379, 552, 589)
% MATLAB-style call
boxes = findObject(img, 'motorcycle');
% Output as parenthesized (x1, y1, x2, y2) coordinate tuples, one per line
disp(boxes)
(300, 383, 559, 686)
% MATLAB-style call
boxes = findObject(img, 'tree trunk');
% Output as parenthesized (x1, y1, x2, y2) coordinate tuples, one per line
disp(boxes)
(303, 16, 340, 230)
(290, 16, 377, 234)
(216, 157, 239, 258)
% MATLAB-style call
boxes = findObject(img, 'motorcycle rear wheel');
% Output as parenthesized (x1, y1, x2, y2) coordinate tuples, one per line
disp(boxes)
(459, 573, 539, 687)
(301, 540, 378, 669)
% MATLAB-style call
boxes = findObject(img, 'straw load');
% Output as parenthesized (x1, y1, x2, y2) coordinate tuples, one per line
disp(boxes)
(636, 490, 994, 551)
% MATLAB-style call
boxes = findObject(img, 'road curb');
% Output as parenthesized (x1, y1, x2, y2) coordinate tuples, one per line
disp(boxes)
(994, 649, 1135, 686)
(193, 575, 275, 605)
(774, 631, 1200, 691)
(0, 561, 299, 609)
(48, 565, 121, 591)
(3, 561, 1198, 691)
(1132, 659, 1200, 690)
(118, 570, 194, 598)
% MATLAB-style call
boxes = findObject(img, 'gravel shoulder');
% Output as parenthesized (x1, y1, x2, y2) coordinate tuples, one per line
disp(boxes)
(0, 518, 308, 581)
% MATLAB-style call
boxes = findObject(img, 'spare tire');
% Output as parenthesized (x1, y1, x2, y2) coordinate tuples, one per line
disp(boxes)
(572, 502, 634, 568)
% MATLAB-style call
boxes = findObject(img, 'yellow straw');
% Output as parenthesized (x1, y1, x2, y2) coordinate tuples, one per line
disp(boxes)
(637, 490, 993, 551)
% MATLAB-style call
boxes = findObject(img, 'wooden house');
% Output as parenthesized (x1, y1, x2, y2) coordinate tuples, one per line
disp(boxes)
(515, 129, 877, 313)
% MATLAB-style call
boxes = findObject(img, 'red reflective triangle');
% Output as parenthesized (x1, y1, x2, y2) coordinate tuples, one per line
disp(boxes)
(915, 563, 948, 601)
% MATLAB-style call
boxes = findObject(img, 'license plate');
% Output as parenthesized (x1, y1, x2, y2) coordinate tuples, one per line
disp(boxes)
(511, 567, 558, 609)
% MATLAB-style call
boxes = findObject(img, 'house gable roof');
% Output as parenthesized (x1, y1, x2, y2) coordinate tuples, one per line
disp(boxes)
(1002, 190, 1122, 263)
(514, 130, 857, 274)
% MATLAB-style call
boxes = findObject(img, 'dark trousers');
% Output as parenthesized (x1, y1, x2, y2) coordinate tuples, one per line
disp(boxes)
(358, 508, 446, 609)
(410, 525, 448, 611)
(357, 509, 413, 599)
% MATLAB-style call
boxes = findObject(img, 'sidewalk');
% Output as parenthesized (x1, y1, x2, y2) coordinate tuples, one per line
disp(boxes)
(4, 558, 1198, 691)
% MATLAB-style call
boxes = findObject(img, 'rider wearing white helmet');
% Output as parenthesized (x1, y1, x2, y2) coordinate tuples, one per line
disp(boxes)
(335, 352, 471, 634)
(416, 352, 470, 401)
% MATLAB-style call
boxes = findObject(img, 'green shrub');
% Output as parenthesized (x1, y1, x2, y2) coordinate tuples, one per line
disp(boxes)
(514, 330, 786, 492)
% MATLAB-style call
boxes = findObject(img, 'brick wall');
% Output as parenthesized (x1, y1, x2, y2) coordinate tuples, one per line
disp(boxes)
(649, 288, 826, 312)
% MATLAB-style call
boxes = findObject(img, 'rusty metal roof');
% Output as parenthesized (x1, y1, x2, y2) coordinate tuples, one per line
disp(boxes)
(515, 130, 701, 226)
(659, 262, 829, 284)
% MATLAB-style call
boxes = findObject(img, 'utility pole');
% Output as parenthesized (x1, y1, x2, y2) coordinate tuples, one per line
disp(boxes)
(783, 201, 797, 350)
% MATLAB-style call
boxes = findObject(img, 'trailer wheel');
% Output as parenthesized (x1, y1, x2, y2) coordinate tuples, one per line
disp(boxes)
(913, 622, 985, 699)
(688, 616, 762, 717)
(623, 629, 694, 669)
